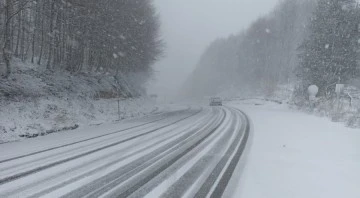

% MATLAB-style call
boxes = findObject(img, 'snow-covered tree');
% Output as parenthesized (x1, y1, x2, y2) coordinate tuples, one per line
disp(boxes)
(297, 0, 359, 96)
(0, 0, 162, 84)
(183, 0, 316, 98)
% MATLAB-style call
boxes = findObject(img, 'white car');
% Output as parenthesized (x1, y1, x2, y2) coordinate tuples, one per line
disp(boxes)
(209, 97, 222, 106)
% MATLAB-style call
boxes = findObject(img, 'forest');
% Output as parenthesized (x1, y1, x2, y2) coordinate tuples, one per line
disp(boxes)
(0, 0, 164, 139)
(184, 0, 360, 103)
(0, 0, 162, 83)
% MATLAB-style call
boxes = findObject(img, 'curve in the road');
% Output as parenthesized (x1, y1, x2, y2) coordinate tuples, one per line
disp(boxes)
(205, 108, 250, 198)
(0, 106, 251, 198)
(26, 108, 220, 198)
(0, 108, 202, 185)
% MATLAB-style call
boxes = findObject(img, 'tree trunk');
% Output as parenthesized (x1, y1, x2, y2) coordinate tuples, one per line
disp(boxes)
(20, 11, 26, 61)
(38, 1, 45, 65)
(2, 0, 12, 78)
(61, 10, 66, 69)
(46, 0, 55, 70)
(31, 1, 39, 64)
(31, 27, 36, 63)
(14, 11, 21, 57)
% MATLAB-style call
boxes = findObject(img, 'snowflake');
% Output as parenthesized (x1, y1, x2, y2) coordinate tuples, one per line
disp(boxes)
(118, 51, 126, 57)
(120, 35, 126, 40)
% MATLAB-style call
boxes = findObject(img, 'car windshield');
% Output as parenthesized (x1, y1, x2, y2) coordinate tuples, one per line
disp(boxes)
(0, 0, 358, 198)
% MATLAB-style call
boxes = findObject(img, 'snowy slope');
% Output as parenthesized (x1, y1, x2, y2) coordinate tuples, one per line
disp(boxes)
(0, 60, 158, 143)
(0, 97, 158, 143)
(229, 99, 360, 198)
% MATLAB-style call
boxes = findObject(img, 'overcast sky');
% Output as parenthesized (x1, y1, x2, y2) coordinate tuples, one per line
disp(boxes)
(149, 0, 280, 98)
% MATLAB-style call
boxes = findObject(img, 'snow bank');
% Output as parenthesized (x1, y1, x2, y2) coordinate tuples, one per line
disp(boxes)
(229, 100, 360, 198)
(290, 85, 360, 128)
(226, 83, 360, 129)
(222, 84, 293, 107)
(0, 96, 157, 144)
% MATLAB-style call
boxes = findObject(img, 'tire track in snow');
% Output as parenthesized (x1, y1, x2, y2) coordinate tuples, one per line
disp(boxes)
(196, 108, 250, 198)
(0, 108, 202, 185)
(0, 106, 251, 198)
(58, 109, 225, 198)
(0, 109, 201, 176)
(109, 109, 227, 198)
(0, 108, 191, 164)
(156, 108, 239, 198)
(20, 109, 217, 198)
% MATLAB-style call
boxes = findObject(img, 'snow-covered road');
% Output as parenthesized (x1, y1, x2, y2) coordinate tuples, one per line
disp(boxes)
(0, 106, 250, 198)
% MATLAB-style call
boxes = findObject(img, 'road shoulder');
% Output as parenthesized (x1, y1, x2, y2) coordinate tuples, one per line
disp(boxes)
(229, 100, 360, 198)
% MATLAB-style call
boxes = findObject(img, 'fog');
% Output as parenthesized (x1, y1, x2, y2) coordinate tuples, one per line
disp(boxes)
(149, 0, 280, 98)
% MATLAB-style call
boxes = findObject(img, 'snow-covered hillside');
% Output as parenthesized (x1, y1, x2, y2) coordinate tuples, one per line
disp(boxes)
(0, 60, 158, 143)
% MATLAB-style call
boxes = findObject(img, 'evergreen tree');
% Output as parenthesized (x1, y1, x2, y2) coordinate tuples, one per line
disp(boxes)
(297, 0, 359, 96)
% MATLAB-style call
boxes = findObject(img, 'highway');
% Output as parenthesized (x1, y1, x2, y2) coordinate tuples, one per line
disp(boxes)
(0, 106, 250, 198)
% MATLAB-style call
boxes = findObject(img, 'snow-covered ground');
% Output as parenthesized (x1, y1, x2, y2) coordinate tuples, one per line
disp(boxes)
(229, 99, 360, 198)
(0, 97, 159, 143)
(0, 59, 161, 143)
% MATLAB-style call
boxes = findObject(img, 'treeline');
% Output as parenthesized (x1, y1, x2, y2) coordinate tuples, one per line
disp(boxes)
(184, 0, 316, 98)
(0, 0, 162, 80)
(297, 0, 360, 97)
(238, 0, 315, 94)
(184, 0, 360, 100)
